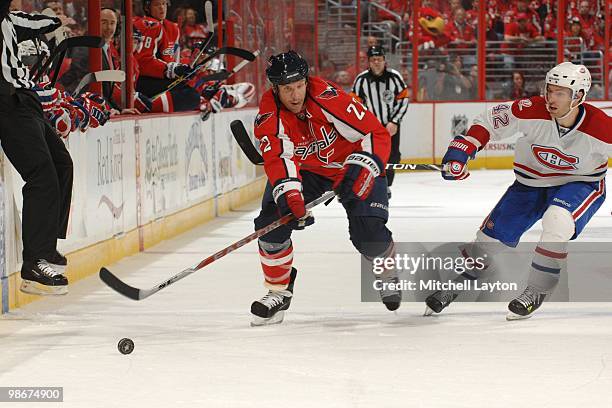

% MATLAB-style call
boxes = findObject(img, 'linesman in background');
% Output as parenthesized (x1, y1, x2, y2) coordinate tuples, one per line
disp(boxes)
(0, 1, 73, 295)
(351, 45, 409, 198)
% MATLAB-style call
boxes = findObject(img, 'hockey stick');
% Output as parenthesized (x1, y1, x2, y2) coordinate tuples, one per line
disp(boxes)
(199, 49, 260, 100)
(32, 35, 104, 82)
(230, 119, 264, 165)
(151, 70, 230, 101)
(99, 190, 336, 300)
(72, 70, 126, 96)
(189, 1, 214, 69)
(230, 119, 446, 171)
(158, 46, 257, 98)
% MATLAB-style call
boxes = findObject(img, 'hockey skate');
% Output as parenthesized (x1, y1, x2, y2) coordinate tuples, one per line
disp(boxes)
(20, 259, 68, 296)
(251, 268, 297, 326)
(506, 285, 547, 321)
(424, 290, 459, 316)
(376, 271, 402, 311)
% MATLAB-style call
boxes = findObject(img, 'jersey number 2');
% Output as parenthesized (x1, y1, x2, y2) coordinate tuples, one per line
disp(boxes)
(347, 99, 365, 121)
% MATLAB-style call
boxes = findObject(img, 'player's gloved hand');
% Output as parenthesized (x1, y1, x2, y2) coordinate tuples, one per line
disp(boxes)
(334, 151, 383, 207)
(201, 83, 220, 100)
(46, 107, 72, 138)
(441, 136, 477, 180)
(273, 178, 314, 230)
(79, 92, 111, 128)
(165, 62, 191, 79)
(67, 97, 90, 131)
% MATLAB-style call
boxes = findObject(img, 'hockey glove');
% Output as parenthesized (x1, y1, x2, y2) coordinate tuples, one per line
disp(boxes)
(47, 107, 73, 138)
(334, 151, 383, 207)
(441, 136, 477, 180)
(273, 178, 314, 230)
(165, 62, 191, 79)
(79, 92, 111, 128)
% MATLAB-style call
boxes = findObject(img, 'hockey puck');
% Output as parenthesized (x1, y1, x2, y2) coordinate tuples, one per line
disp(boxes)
(118, 338, 134, 355)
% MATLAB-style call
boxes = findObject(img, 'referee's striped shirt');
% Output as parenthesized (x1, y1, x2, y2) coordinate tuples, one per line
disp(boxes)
(1, 11, 60, 89)
(352, 68, 409, 126)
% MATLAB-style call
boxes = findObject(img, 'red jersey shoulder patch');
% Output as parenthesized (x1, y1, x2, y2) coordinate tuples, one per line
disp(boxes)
(255, 112, 273, 127)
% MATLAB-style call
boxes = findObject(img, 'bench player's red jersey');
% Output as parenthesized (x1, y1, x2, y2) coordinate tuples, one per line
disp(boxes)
(133, 16, 180, 78)
(254, 76, 391, 187)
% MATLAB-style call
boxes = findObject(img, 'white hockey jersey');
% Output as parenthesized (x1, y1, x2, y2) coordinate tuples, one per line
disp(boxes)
(464, 96, 612, 187)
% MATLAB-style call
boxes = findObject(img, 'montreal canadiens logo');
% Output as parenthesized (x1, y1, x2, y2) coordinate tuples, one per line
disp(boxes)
(531, 145, 579, 171)
(254, 112, 273, 127)
(318, 85, 338, 100)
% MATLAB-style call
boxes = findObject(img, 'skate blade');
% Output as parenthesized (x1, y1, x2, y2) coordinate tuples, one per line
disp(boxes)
(423, 306, 435, 316)
(20, 280, 68, 296)
(250, 311, 285, 327)
(506, 311, 533, 321)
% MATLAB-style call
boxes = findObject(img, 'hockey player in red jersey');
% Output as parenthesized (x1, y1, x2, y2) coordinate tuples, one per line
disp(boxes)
(250, 51, 401, 326)
(424, 62, 612, 320)
(133, 0, 199, 111)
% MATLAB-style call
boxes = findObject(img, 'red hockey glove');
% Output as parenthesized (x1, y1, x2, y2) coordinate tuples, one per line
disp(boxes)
(273, 178, 314, 230)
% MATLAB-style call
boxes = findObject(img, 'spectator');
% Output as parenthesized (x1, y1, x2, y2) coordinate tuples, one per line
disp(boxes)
(466, 64, 478, 99)
(444, 7, 476, 65)
(504, 0, 541, 33)
(366, 35, 379, 48)
(501, 12, 544, 69)
(418, 58, 442, 100)
(181, 7, 209, 50)
(435, 54, 472, 100)
(571, 0, 596, 38)
(565, 17, 588, 58)
(505, 71, 528, 100)
(344, 50, 367, 80)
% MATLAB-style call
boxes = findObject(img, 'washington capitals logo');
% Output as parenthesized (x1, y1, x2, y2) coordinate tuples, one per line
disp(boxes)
(317, 85, 339, 100)
(532, 145, 579, 171)
(255, 112, 273, 127)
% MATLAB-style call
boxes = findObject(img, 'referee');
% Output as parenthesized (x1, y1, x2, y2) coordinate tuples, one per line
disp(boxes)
(351, 45, 409, 196)
(0, 2, 73, 295)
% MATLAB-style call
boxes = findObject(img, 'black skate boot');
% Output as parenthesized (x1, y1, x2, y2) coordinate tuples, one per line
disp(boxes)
(424, 290, 459, 316)
(506, 285, 547, 321)
(376, 273, 402, 311)
(251, 268, 297, 326)
(20, 259, 68, 296)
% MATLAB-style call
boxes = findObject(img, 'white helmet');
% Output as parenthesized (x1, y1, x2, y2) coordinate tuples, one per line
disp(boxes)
(545, 62, 591, 103)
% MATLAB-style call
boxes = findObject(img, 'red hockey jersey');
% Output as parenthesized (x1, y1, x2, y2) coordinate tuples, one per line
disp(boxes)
(133, 16, 180, 78)
(254, 76, 391, 188)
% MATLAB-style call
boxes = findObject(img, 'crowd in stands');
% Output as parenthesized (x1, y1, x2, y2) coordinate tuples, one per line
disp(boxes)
(331, 0, 611, 100)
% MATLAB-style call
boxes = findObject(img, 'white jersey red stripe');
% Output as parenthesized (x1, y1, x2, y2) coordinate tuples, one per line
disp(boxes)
(467, 96, 612, 187)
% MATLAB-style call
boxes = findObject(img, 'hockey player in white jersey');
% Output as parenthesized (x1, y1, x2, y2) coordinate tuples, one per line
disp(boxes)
(424, 62, 612, 320)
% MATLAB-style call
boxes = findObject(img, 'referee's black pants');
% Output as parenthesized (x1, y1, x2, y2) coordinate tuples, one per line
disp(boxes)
(0, 90, 73, 262)
(386, 125, 401, 187)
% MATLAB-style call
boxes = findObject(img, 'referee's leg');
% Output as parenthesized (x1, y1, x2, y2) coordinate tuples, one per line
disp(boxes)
(0, 94, 61, 261)
(386, 126, 401, 188)
(43, 120, 73, 240)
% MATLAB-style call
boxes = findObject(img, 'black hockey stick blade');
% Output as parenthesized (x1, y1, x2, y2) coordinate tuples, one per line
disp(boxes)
(230, 119, 263, 165)
(99, 267, 141, 300)
(218, 46, 257, 61)
(33, 35, 104, 81)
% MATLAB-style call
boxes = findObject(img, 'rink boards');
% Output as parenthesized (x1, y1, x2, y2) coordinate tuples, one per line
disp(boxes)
(0, 109, 264, 312)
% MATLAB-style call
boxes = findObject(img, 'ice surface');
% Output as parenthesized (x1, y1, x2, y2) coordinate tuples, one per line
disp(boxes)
(1, 170, 611, 407)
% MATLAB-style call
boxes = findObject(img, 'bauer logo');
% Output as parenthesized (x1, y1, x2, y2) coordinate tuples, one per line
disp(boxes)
(317, 85, 339, 100)
(255, 112, 273, 127)
(531, 145, 579, 171)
